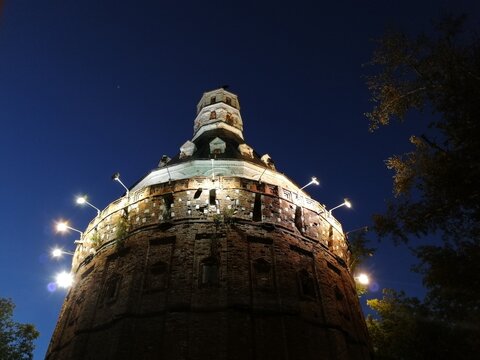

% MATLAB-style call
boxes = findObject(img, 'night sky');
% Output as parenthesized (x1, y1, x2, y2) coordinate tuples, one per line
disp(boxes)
(1, 1, 479, 358)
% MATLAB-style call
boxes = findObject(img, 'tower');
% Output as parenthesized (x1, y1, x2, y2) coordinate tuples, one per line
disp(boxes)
(46, 88, 371, 359)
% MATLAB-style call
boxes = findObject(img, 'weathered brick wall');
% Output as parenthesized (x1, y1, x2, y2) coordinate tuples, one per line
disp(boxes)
(46, 176, 371, 359)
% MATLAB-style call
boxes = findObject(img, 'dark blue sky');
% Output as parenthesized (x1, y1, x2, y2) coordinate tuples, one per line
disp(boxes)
(1, 0, 478, 358)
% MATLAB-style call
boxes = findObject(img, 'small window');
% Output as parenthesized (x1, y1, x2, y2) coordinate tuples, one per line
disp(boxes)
(193, 188, 203, 199)
(253, 258, 273, 291)
(104, 275, 121, 303)
(226, 97, 232, 105)
(210, 96, 216, 104)
(294, 206, 304, 233)
(334, 285, 344, 301)
(252, 193, 262, 222)
(328, 225, 334, 247)
(298, 270, 316, 299)
(209, 189, 216, 205)
(164, 193, 174, 209)
(146, 261, 168, 291)
(209, 111, 216, 119)
(200, 257, 219, 287)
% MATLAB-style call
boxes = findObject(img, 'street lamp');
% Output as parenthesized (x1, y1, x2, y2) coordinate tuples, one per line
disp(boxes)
(76, 196, 100, 215)
(51, 248, 74, 258)
(56, 221, 83, 237)
(55, 271, 74, 288)
(111, 172, 129, 196)
(328, 198, 352, 215)
(355, 273, 370, 286)
(300, 177, 320, 190)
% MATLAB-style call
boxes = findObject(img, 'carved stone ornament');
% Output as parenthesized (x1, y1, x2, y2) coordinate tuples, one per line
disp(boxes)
(238, 143, 254, 158)
(209, 137, 226, 154)
(180, 140, 197, 158)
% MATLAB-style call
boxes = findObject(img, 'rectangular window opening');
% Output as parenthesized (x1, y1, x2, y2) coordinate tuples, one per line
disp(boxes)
(253, 193, 262, 221)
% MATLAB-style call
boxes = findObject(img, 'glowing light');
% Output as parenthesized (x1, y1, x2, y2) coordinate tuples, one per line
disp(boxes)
(56, 222, 68, 232)
(300, 176, 320, 190)
(328, 198, 353, 215)
(55, 221, 83, 236)
(51, 248, 73, 257)
(76, 196, 86, 204)
(356, 273, 370, 285)
(76, 195, 101, 215)
(55, 271, 74, 288)
(52, 248, 62, 257)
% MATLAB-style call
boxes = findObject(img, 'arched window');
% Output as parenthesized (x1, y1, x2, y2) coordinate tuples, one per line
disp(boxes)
(209, 111, 217, 119)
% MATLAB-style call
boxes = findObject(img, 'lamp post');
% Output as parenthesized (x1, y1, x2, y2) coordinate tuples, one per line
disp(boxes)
(51, 248, 74, 258)
(257, 167, 268, 184)
(300, 177, 320, 190)
(76, 196, 100, 215)
(56, 221, 83, 237)
(328, 198, 352, 215)
(111, 172, 129, 196)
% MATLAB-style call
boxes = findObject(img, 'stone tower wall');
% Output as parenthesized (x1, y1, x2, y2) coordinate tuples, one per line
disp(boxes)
(46, 176, 371, 359)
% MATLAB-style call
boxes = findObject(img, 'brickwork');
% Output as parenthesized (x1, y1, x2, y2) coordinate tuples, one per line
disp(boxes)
(46, 176, 371, 359)
(46, 88, 371, 359)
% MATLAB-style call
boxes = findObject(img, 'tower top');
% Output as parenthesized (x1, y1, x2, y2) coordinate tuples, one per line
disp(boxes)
(193, 88, 244, 139)
(196, 88, 240, 114)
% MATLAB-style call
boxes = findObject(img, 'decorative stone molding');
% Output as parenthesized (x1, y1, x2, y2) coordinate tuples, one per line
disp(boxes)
(180, 141, 196, 158)
(209, 137, 226, 154)
(238, 144, 254, 158)
(261, 154, 276, 170)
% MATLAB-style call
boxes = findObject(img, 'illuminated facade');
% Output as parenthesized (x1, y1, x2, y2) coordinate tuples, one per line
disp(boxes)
(46, 88, 371, 359)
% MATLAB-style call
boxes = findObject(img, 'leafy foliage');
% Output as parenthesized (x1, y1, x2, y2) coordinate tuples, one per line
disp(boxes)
(347, 227, 375, 273)
(365, 15, 480, 357)
(0, 298, 39, 360)
(366, 15, 480, 243)
(367, 289, 479, 360)
(347, 228, 375, 297)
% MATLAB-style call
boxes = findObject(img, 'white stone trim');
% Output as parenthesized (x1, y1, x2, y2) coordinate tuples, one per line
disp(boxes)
(192, 121, 244, 141)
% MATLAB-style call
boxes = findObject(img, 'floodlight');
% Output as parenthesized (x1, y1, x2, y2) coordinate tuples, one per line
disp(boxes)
(111, 172, 129, 195)
(300, 177, 320, 190)
(76, 196, 100, 215)
(56, 221, 83, 236)
(328, 198, 352, 215)
(51, 248, 74, 258)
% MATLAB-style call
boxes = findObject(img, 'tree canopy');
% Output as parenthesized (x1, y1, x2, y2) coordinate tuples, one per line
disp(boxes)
(364, 15, 480, 358)
(0, 298, 39, 360)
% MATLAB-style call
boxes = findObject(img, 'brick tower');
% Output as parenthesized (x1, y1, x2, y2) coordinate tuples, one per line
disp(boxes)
(46, 88, 371, 359)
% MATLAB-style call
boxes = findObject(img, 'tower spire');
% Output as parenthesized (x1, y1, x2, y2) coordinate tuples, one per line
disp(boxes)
(193, 88, 244, 140)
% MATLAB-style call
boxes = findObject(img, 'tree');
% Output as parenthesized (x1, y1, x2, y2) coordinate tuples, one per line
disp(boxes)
(366, 14, 480, 243)
(366, 289, 475, 360)
(0, 298, 39, 360)
(365, 14, 480, 357)
(347, 227, 375, 297)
